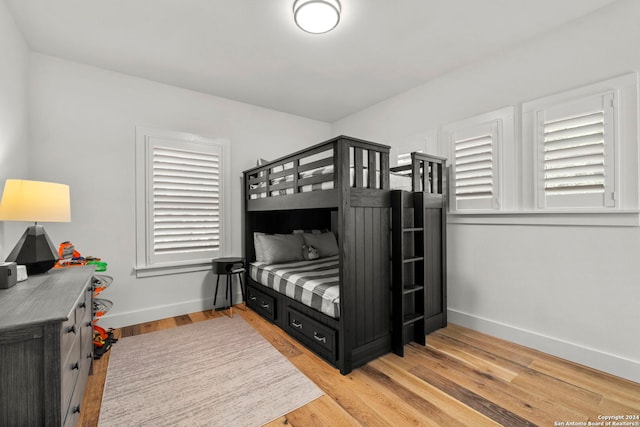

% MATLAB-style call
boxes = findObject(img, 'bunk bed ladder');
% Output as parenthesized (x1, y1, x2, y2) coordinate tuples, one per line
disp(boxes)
(391, 190, 426, 357)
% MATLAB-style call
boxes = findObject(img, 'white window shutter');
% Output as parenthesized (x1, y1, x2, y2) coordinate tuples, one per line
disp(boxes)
(451, 122, 500, 210)
(535, 92, 615, 209)
(151, 145, 221, 257)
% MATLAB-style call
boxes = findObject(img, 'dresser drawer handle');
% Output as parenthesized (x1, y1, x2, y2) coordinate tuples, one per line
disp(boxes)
(313, 332, 327, 343)
(79, 302, 86, 309)
(291, 320, 303, 329)
(71, 362, 79, 370)
(72, 405, 81, 414)
(67, 325, 77, 334)
(260, 302, 270, 309)
(249, 296, 257, 301)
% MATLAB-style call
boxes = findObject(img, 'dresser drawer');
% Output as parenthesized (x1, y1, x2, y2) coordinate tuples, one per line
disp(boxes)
(63, 344, 92, 427)
(60, 289, 90, 354)
(59, 314, 78, 357)
(60, 332, 82, 415)
(247, 285, 276, 321)
(286, 307, 336, 362)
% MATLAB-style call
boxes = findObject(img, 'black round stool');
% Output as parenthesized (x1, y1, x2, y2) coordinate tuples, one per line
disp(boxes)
(211, 257, 245, 312)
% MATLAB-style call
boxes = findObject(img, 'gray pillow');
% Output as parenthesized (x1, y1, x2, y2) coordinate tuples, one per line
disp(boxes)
(255, 233, 305, 264)
(302, 232, 339, 258)
(254, 232, 266, 262)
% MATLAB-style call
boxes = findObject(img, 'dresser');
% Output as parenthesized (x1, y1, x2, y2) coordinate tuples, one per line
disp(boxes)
(0, 266, 96, 427)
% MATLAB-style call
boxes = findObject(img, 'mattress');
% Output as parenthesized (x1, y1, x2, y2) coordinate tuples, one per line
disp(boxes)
(249, 255, 340, 318)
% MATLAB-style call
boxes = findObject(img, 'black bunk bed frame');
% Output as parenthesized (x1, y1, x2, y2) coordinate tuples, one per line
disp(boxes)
(243, 136, 447, 374)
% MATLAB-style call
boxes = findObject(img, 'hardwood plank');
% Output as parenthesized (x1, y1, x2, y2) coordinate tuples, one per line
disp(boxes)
(436, 323, 535, 367)
(429, 330, 605, 414)
(400, 344, 586, 425)
(409, 362, 538, 427)
(174, 314, 193, 326)
(370, 356, 499, 427)
(528, 358, 640, 408)
(427, 333, 520, 382)
(79, 311, 640, 427)
(360, 362, 474, 427)
(271, 395, 360, 427)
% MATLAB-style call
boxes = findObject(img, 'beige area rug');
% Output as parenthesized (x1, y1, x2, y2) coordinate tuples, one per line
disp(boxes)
(98, 315, 323, 426)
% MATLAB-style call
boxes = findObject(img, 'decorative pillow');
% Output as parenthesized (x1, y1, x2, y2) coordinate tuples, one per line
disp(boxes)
(302, 244, 320, 260)
(302, 231, 338, 258)
(255, 233, 305, 264)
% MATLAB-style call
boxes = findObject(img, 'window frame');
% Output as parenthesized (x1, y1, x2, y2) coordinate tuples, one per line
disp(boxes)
(134, 126, 231, 277)
(531, 91, 616, 210)
(522, 73, 639, 216)
(443, 106, 515, 213)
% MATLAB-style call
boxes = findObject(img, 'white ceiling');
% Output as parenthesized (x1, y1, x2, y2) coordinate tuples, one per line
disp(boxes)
(7, 0, 619, 122)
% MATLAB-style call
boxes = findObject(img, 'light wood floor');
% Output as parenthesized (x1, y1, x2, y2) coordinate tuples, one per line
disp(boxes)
(80, 308, 640, 426)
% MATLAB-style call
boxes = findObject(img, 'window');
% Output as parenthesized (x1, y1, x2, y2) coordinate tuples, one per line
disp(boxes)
(534, 93, 615, 209)
(443, 107, 515, 212)
(523, 73, 639, 214)
(135, 127, 230, 277)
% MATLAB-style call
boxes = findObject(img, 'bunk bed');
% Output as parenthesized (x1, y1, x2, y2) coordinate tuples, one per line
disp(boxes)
(243, 136, 447, 374)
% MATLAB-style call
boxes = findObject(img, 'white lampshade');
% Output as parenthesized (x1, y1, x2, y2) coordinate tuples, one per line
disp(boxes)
(293, 0, 341, 34)
(0, 179, 71, 223)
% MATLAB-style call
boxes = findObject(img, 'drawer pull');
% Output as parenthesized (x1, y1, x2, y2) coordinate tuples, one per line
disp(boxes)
(85, 321, 92, 327)
(79, 302, 86, 308)
(291, 320, 303, 329)
(71, 362, 79, 370)
(249, 296, 257, 301)
(67, 325, 77, 334)
(73, 405, 81, 414)
(260, 302, 270, 309)
(313, 332, 327, 343)
(87, 353, 93, 359)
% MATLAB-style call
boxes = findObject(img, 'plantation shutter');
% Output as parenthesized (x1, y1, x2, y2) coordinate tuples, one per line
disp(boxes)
(397, 151, 423, 166)
(148, 138, 222, 264)
(536, 92, 615, 208)
(452, 122, 499, 210)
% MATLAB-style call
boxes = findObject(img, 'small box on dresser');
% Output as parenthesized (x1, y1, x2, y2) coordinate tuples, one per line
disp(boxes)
(0, 265, 96, 427)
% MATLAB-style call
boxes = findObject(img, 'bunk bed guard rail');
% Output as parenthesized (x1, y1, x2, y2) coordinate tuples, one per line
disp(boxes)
(245, 136, 391, 203)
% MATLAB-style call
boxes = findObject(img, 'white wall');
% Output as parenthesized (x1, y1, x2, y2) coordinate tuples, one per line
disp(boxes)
(333, 0, 640, 382)
(0, 0, 30, 257)
(28, 53, 331, 327)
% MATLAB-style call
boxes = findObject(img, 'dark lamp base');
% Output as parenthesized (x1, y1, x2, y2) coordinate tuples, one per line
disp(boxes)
(5, 225, 59, 275)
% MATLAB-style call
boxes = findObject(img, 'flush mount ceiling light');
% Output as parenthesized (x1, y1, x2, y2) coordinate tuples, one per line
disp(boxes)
(293, 0, 341, 34)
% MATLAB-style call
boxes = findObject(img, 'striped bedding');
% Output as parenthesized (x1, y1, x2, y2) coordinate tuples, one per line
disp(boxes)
(249, 256, 340, 319)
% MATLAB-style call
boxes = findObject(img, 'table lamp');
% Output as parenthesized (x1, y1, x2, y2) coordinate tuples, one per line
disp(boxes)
(0, 179, 71, 275)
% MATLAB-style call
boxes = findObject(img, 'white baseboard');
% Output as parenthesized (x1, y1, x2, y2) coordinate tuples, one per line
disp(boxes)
(97, 291, 243, 330)
(448, 309, 640, 384)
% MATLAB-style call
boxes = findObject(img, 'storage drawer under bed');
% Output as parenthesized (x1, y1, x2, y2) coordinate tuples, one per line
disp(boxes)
(286, 307, 337, 362)
(247, 284, 276, 321)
